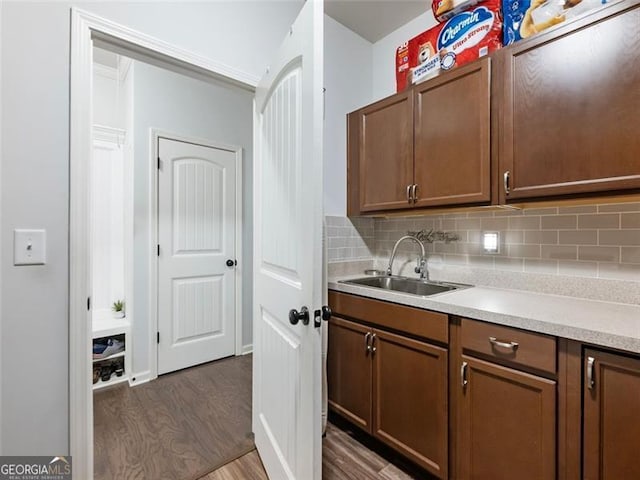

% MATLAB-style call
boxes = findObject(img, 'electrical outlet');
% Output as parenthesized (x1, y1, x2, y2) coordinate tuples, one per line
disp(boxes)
(14, 229, 46, 265)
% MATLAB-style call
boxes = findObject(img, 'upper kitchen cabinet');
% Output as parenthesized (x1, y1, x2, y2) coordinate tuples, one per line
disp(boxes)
(499, 0, 640, 202)
(414, 57, 491, 208)
(347, 59, 492, 216)
(348, 90, 414, 214)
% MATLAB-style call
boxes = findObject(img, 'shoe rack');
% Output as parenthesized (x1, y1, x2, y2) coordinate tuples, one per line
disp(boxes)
(92, 317, 130, 391)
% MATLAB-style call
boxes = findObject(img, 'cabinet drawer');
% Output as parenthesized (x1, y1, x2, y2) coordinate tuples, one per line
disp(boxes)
(329, 291, 448, 344)
(461, 319, 556, 374)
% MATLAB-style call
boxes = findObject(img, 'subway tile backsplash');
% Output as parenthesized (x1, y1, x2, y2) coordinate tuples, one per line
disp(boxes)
(325, 215, 375, 262)
(326, 202, 640, 291)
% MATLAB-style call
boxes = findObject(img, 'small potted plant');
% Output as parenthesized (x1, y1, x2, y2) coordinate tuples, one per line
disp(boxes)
(112, 300, 125, 319)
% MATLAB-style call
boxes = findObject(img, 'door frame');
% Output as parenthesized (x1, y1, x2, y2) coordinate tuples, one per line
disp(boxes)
(70, 8, 256, 479)
(149, 129, 244, 381)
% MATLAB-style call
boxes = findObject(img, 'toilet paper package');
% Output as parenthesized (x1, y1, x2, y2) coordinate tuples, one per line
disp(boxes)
(396, 0, 503, 92)
(432, 0, 484, 21)
(396, 28, 442, 92)
(503, 0, 610, 45)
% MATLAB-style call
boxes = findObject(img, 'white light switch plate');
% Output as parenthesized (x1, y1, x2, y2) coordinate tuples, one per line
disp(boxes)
(14, 229, 46, 265)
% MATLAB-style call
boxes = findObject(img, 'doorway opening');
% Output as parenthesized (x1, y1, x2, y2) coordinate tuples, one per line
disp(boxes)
(89, 44, 251, 480)
(73, 13, 256, 477)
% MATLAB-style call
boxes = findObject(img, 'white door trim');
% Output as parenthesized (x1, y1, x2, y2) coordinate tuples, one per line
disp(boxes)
(148, 130, 244, 382)
(70, 8, 256, 479)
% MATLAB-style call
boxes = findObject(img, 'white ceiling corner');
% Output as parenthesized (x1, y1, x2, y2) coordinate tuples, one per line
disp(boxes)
(324, 0, 431, 43)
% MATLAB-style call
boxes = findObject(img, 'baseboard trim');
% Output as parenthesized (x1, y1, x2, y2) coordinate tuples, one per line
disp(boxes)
(241, 344, 253, 355)
(128, 370, 153, 386)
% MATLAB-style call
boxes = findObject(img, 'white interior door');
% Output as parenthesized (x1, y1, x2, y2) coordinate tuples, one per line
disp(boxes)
(253, 0, 324, 478)
(158, 137, 237, 375)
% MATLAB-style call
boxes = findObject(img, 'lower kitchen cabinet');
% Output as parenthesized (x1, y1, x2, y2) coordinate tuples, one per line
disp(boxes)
(456, 318, 557, 480)
(328, 291, 640, 480)
(327, 296, 449, 478)
(583, 349, 640, 480)
(457, 355, 556, 480)
(372, 330, 448, 477)
(327, 316, 372, 431)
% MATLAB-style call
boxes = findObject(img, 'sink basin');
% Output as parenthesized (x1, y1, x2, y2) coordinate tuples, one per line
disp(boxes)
(340, 276, 471, 297)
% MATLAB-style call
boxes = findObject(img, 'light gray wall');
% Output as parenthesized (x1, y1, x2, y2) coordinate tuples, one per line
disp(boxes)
(1, 3, 72, 455)
(323, 15, 372, 216)
(0, 0, 300, 455)
(131, 60, 254, 375)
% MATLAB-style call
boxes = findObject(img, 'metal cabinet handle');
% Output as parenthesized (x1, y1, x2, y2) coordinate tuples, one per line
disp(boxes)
(587, 356, 595, 390)
(461, 361, 468, 388)
(489, 336, 519, 351)
(365, 332, 371, 354)
(503, 171, 510, 195)
(406, 185, 412, 203)
(411, 184, 418, 203)
(370, 333, 377, 354)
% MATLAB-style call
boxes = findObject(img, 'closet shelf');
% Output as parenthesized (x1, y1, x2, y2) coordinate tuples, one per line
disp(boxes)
(92, 316, 130, 339)
(93, 351, 125, 363)
(93, 374, 128, 391)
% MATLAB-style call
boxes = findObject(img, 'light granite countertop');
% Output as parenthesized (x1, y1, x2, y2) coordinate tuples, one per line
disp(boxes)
(329, 274, 640, 354)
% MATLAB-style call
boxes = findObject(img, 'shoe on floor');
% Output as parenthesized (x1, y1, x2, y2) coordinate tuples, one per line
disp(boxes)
(93, 338, 124, 359)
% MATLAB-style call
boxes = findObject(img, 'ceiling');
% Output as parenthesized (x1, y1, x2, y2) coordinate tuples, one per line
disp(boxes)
(325, 0, 430, 43)
(92, 2, 428, 61)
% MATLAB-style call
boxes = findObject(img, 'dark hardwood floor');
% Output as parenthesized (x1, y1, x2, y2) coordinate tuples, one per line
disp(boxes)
(202, 451, 268, 480)
(96, 353, 425, 480)
(201, 422, 421, 480)
(94, 354, 253, 480)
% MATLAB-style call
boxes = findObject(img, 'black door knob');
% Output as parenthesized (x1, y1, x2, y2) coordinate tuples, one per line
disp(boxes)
(321, 305, 332, 321)
(226, 259, 236, 267)
(289, 306, 309, 326)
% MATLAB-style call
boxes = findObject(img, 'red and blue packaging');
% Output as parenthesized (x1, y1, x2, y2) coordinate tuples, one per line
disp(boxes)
(396, 0, 503, 92)
(503, 0, 610, 46)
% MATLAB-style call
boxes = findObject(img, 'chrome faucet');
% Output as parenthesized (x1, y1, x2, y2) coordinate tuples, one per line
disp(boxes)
(386, 235, 429, 281)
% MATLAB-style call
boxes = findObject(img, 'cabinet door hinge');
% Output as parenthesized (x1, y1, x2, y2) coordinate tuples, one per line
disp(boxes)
(87, 296, 91, 311)
(157, 244, 160, 256)
(157, 332, 160, 344)
(157, 157, 162, 170)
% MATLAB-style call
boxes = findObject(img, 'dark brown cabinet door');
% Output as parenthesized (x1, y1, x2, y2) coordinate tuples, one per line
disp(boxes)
(327, 316, 372, 432)
(500, 1, 640, 202)
(458, 355, 556, 480)
(414, 58, 491, 207)
(352, 91, 414, 213)
(583, 349, 640, 480)
(372, 329, 448, 478)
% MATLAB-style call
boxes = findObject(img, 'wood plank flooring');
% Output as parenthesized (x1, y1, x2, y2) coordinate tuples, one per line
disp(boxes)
(200, 422, 423, 480)
(94, 354, 253, 480)
(96, 353, 428, 480)
(202, 451, 268, 480)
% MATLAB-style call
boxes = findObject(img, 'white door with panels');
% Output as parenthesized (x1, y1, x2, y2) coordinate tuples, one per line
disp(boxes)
(253, 0, 325, 479)
(157, 137, 237, 375)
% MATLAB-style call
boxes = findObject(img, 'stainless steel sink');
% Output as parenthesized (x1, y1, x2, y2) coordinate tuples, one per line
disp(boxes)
(339, 276, 471, 297)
